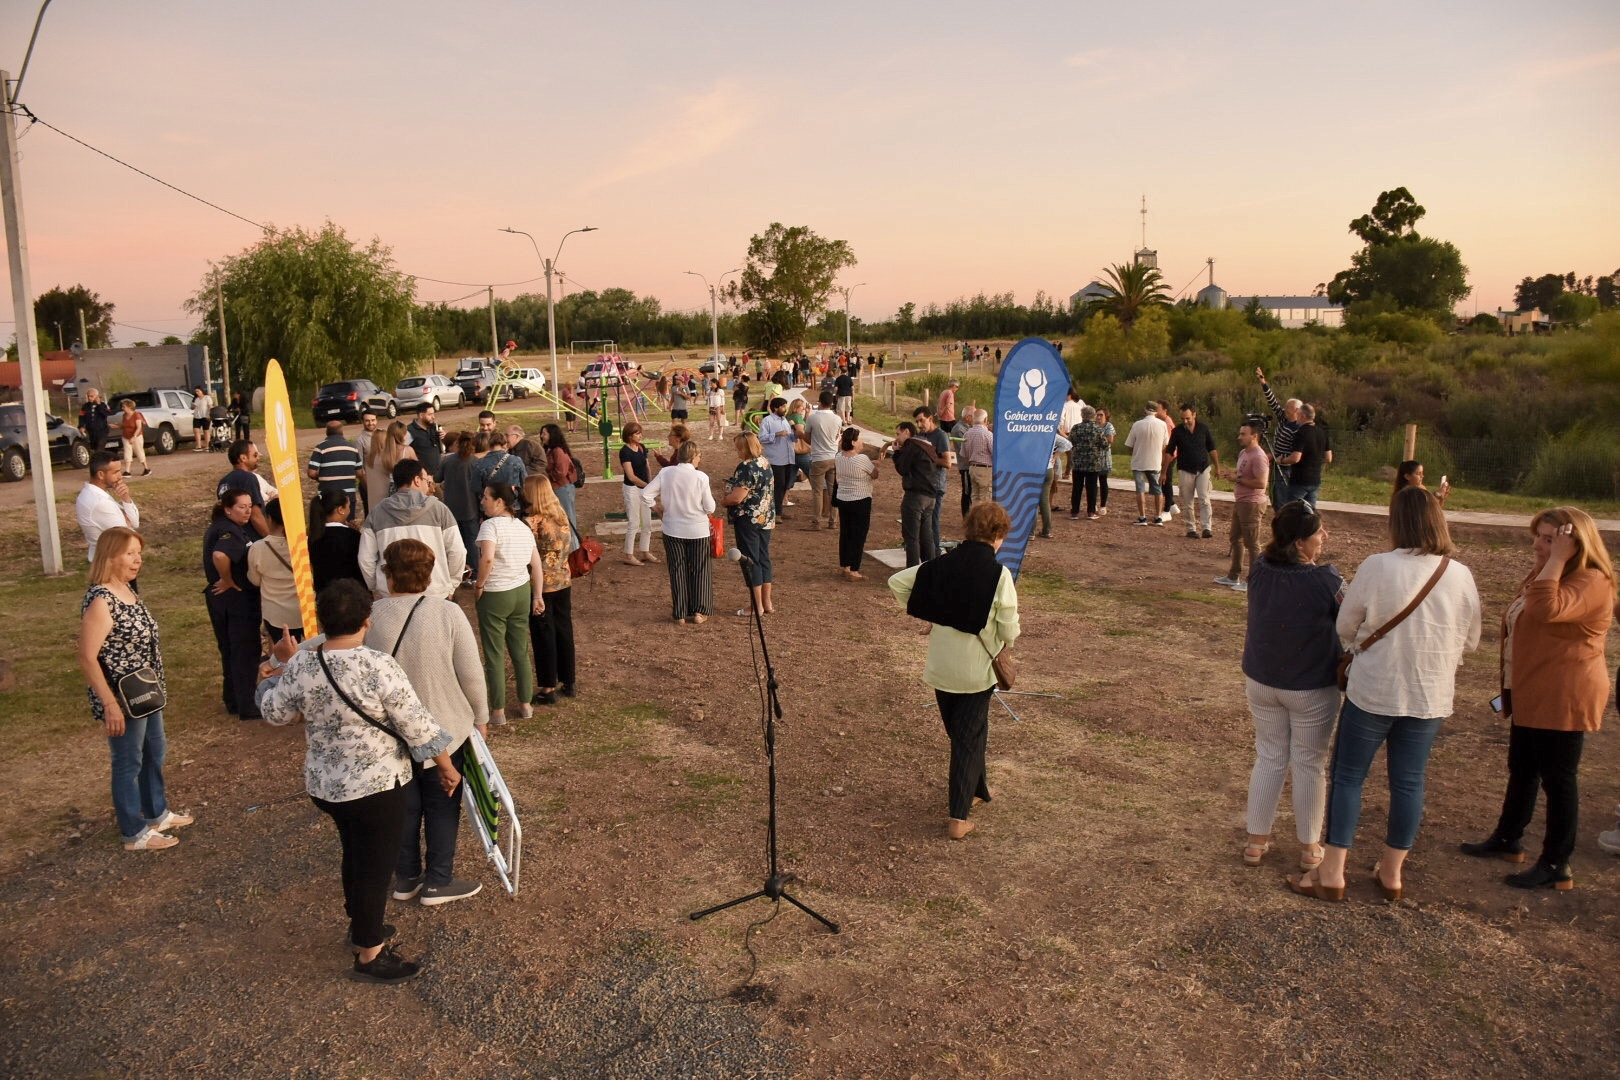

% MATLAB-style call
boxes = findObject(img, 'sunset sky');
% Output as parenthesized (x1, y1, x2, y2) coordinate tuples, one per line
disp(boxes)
(3, 0, 1616, 346)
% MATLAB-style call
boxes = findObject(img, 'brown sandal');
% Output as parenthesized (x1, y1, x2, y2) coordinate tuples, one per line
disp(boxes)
(1285, 871, 1344, 902)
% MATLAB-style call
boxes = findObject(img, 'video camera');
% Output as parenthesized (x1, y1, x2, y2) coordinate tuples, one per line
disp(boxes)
(1243, 412, 1271, 436)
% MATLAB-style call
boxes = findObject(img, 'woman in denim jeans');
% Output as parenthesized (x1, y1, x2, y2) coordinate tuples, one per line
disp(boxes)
(1240, 502, 1342, 872)
(1289, 487, 1481, 901)
(78, 526, 194, 851)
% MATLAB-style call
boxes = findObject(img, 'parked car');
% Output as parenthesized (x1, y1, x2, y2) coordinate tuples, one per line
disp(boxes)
(0, 402, 92, 481)
(580, 359, 640, 387)
(394, 373, 465, 412)
(313, 380, 396, 424)
(454, 360, 509, 405)
(698, 354, 729, 374)
(104, 388, 200, 455)
(504, 367, 547, 398)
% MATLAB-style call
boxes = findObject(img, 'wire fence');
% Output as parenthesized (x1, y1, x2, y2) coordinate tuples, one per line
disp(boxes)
(1331, 429, 1620, 502)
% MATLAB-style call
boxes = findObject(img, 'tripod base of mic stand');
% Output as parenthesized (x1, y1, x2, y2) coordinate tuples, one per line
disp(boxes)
(690, 873, 841, 933)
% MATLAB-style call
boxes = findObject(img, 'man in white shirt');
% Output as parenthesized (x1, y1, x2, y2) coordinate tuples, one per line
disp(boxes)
(805, 390, 844, 530)
(76, 451, 140, 562)
(1123, 403, 1170, 526)
(1058, 388, 1086, 484)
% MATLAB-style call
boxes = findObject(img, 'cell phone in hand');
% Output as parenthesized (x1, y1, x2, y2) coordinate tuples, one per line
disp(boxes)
(1489, 695, 1503, 713)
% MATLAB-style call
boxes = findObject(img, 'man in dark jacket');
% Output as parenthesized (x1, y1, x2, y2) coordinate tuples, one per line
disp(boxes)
(888, 421, 939, 567)
(78, 388, 111, 449)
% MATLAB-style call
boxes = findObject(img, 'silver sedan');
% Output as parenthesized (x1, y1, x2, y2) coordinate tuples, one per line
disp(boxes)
(394, 373, 466, 411)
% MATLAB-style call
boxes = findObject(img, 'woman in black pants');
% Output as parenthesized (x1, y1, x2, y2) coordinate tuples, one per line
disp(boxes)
(523, 474, 577, 702)
(203, 488, 263, 720)
(259, 580, 459, 982)
(887, 502, 1021, 839)
(834, 426, 878, 580)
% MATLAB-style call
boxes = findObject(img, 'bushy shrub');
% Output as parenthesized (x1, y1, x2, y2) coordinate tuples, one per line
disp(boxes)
(1523, 421, 1620, 501)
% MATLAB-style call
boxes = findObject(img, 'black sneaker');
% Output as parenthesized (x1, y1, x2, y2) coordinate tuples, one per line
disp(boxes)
(1458, 836, 1526, 863)
(344, 923, 398, 949)
(1201, 529, 1213, 539)
(559, 684, 576, 698)
(420, 878, 483, 906)
(392, 873, 425, 900)
(1149, 518, 1164, 527)
(350, 944, 421, 983)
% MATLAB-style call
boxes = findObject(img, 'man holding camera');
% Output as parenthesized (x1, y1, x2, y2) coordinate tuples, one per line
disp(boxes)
(1256, 367, 1301, 508)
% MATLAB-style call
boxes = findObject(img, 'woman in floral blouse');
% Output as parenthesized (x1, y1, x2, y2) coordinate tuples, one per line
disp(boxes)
(722, 431, 776, 615)
(258, 579, 459, 984)
(78, 526, 193, 852)
(1067, 405, 1111, 521)
(523, 474, 576, 704)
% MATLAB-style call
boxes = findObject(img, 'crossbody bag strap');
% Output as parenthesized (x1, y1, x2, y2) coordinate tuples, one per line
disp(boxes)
(391, 596, 428, 657)
(315, 646, 407, 750)
(267, 538, 293, 573)
(1355, 556, 1451, 655)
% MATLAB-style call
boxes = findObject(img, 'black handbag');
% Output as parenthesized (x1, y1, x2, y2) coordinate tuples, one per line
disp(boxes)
(111, 666, 166, 720)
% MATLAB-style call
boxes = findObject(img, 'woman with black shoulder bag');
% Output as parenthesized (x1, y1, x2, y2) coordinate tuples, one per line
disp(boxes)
(257, 579, 459, 983)
(887, 501, 1021, 840)
(79, 526, 193, 852)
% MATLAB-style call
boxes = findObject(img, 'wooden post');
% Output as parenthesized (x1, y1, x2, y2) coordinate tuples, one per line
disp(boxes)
(924, 388, 931, 406)
(1403, 423, 1417, 461)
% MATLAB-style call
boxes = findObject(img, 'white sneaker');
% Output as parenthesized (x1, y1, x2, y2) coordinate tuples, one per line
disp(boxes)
(1157, 511, 1172, 523)
(1213, 576, 1240, 587)
(123, 829, 179, 852)
(1598, 828, 1620, 855)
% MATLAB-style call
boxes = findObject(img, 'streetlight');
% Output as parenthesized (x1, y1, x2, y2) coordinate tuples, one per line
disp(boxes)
(684, 267, 742, 372)
(837, 282, 867, 351)
(499, 225, 597, 408)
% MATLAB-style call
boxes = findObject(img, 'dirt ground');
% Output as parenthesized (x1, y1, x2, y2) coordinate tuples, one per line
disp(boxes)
(2, 403, 1619, 1079)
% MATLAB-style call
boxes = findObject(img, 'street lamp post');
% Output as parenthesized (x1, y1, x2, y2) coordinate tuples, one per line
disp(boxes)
(839, 282, 867, 351)
(500, 225, 597, 410)
(684, 267, 742, 372)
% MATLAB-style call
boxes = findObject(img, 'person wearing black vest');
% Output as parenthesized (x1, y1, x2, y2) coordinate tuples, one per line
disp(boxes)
(888, 501, 1021, 840)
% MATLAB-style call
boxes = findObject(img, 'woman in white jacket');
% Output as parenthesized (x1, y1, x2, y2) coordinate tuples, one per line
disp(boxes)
(1289, 487, 1481, 902)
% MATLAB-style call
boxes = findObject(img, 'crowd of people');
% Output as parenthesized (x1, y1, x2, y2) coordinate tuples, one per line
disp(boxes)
(67, 356, 1620, 986)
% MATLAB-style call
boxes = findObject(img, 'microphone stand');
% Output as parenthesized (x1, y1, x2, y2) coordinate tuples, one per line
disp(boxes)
(689, 554, 839, 933)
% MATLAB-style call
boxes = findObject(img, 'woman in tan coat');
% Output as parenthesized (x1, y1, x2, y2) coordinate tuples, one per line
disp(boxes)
(1461, 506, 1616, 890)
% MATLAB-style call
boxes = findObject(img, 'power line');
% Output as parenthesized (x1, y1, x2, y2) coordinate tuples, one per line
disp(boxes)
(113, 319, 193, 337)
(11, 104, 550, 291)
(15, 106, 270, 232)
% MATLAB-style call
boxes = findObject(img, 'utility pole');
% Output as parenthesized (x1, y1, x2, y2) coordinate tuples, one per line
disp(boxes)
(1, 67, 64, 574)
(840, 282, 867, 351)
(487, 286, 498, 358)
(216, 274, 232, 402)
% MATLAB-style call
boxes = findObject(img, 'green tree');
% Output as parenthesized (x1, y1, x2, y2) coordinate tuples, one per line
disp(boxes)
(186, 222, 430, 391)
(1514, 273, 1566, 312)
(160, 334, 184, 345)
(1087, 262, 1171, 331)
(1548, 291, 1600, 325)
(34, 284, 114, 348)
(1242, 297, 1283, 331)
(894, 301, 917, 339)
(728, 223, 856, 356)
(1327, 188, 1469, 319)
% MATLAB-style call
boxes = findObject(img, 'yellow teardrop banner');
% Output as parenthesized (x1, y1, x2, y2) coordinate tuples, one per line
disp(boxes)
(263, 360, 319, 635)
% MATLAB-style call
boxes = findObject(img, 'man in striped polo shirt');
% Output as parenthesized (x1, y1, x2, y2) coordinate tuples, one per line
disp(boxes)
(1256, 367, 1302, 509)
(307, 421, 364, 517)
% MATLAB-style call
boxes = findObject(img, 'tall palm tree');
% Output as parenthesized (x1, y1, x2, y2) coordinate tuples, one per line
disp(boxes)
(1091, 262, 1171, 331)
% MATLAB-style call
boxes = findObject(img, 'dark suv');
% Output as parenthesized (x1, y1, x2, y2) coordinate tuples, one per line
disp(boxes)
(0, 402, 92, 482)
(312, 380, 396, 424)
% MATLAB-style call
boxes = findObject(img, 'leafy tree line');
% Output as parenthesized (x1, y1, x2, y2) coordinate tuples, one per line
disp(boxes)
(416, 289, 737, 356)
(1512, 270, 1618, 323)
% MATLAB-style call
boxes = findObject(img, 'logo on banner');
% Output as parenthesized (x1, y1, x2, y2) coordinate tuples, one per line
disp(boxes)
(1018, 367, 1049, 408)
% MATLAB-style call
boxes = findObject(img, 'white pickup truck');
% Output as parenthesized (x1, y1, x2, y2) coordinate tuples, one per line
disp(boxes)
(103, 388, 201, 455)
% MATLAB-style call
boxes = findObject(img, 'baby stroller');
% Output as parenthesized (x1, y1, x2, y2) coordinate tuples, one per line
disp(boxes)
(208, 406, 234, 452)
